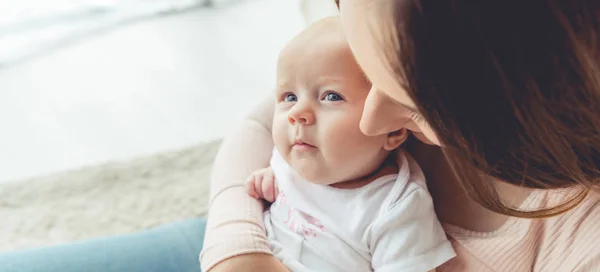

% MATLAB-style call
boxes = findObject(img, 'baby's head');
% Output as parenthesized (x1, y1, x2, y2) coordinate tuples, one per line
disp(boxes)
(272, 16, 408, 185)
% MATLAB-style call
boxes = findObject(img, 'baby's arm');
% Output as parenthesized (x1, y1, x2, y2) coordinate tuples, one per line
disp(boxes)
(369, 183, 455, 272)
(246, 166, 279, 203)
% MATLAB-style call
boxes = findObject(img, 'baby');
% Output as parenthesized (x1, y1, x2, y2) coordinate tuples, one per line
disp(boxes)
(245, 17, 455, 272)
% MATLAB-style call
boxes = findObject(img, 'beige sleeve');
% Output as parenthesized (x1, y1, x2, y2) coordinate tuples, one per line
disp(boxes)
(200, 95, 275, 271)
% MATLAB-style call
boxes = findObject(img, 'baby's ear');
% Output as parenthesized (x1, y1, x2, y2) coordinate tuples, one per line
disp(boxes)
(383, 128, 409, 151)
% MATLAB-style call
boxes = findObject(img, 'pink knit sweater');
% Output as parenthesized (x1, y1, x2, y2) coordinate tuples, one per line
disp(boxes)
(200, 98, 600, 271)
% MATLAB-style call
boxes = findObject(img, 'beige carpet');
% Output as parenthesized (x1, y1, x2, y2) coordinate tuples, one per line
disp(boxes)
(0, 140, 220, 252)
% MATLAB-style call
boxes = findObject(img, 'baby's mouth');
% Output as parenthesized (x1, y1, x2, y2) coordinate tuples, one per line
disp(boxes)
(292, 139, 316, 150)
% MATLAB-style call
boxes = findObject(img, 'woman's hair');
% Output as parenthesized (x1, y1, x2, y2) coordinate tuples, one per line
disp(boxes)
(360, 0, 600, 217)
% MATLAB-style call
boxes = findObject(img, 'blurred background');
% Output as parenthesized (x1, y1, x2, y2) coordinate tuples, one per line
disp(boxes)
(0, 0, 338, 252)
(0, 0, 317, 183)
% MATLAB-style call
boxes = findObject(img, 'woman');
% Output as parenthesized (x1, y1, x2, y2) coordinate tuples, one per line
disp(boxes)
(202, 0, 600, 271)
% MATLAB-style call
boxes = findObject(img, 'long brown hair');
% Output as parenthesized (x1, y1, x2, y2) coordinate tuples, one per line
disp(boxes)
(361, 0, 600, 217)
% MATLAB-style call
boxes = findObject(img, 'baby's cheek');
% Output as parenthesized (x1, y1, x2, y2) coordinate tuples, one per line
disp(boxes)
(272, 120, 289, 154)
(328, 122, 386, 177)
(324, 121, 367, 162)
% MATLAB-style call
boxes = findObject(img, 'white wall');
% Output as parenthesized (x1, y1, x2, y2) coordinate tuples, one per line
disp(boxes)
(0, 0, 305, 182)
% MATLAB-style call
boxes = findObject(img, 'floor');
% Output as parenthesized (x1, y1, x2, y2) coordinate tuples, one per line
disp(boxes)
(0, 0, 306, 183)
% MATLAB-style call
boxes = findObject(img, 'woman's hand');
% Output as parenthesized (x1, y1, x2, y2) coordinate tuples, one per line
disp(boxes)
(209, 253, 290, 272)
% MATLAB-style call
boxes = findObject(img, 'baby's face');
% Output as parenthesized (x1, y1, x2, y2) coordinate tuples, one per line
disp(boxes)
(272, 18, 396, 185)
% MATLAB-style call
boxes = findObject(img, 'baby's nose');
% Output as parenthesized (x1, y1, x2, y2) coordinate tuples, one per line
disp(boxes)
(288, 105, 315, 125)
(288, 113, 314, 125)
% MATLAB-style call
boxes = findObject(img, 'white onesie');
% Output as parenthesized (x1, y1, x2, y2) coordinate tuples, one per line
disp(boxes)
(264, 148, 456, 272)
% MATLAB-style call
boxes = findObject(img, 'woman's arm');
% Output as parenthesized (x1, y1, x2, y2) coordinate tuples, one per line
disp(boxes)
(200, 95, 285, 272)
(209, 253, 290, 272)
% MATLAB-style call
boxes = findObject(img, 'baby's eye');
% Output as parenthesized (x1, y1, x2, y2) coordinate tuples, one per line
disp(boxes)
(324, 92, 344, 101)
(284, 93, 298, 102)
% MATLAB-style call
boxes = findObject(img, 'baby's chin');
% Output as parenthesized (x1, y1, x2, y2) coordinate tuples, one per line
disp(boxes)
(293, 168, 339, 186)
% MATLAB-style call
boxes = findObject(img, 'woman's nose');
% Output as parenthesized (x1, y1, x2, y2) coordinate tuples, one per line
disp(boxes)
(360, 88, 408, 136)
(288, 102, 315, 125)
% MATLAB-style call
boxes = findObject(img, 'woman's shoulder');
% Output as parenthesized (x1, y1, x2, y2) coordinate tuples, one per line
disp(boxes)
(540, 189, 600, 268)
(440, 188, 600, 271)
(535, 189, 600, 270)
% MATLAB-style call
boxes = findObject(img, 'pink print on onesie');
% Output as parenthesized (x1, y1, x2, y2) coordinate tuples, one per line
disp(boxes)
(273, 191, 325, 239)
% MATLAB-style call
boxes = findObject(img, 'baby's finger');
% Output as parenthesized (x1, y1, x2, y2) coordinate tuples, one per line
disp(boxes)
(245, 175, 259, 199)
(262, 171, 277, 202)
(254, 173, 265, 199)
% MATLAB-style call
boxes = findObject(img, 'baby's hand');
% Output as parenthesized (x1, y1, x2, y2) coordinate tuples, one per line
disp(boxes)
(245, 166, 279, 203)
